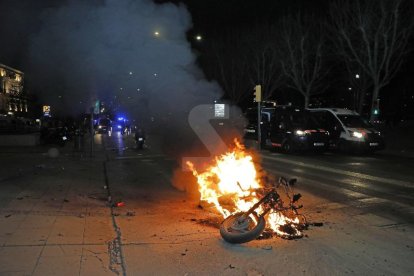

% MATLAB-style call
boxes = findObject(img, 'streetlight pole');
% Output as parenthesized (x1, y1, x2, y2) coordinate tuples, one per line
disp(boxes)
(90, 107, 94, 157)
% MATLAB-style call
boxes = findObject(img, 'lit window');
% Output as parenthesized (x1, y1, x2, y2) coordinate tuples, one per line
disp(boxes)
(0, 69, 5, 77)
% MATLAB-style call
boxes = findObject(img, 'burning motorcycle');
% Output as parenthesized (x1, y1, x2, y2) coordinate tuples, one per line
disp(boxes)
(220, 176, 306, 244)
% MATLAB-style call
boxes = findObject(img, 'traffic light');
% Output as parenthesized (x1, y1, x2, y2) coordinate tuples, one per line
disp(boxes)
(254, 85, 262, 102)
(372, 99, 380, 115)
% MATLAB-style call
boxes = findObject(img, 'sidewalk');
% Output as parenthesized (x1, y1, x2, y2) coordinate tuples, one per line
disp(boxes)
(0, 138, 115, 275)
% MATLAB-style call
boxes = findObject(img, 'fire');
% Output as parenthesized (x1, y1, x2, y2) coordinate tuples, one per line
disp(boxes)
(187, 139, 303, 239)
(187, 140, 260, 218)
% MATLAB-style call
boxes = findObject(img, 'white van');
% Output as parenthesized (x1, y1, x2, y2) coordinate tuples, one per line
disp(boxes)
(308, 108, 385, 153)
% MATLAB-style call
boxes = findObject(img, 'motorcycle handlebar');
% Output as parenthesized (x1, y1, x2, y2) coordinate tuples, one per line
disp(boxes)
(278, 176, 297, 187)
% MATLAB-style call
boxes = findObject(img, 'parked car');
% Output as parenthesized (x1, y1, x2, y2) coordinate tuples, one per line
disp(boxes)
(40, 126, 68, 147)
(95, 118, 112, 134)
(243, 107, 275, 144)
(0, 115, 38, 133)
(265, 106, 329, 153)
(308, 108, 385, 153)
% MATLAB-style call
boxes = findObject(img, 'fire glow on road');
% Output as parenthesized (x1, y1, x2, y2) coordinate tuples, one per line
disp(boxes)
(187, 140, 302, 238)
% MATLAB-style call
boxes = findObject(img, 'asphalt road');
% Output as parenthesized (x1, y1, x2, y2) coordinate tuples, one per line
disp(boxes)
(259, 151, 414, 225)
(0, 132, 413, 275)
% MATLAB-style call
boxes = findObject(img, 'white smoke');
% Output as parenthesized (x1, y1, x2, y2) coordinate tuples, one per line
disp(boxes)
(29, 0, 222, 121)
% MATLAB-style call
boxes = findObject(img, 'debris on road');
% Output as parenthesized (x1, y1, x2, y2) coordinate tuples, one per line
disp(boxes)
(195, 217, 221, 228)
(126, 211, 135, 216)
(113, 201, 125, 207)
(309, 222, 324, 227)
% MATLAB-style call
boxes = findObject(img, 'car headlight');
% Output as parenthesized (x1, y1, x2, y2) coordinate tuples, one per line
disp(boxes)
(295, 130, 306, 136)
(98, 125, 102, 129)
(352, 131, 363, 138)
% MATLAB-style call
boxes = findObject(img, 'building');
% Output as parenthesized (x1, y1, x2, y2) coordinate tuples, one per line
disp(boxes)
(0, 63, 27, 116)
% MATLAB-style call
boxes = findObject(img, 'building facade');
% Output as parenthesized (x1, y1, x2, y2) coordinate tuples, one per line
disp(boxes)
(0, 63, 27, 116)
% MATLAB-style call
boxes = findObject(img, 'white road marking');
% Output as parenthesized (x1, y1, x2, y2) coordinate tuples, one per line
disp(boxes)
(267, 167, 414, 213)
(262, 155, 413, 188)
(114, 154, 165, 160)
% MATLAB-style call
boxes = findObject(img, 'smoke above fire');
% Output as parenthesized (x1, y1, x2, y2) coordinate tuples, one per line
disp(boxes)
(26, 0, 246, 156)
(27, 0, 223, 121)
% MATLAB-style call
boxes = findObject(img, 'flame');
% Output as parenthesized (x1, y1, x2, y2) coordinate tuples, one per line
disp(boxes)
(187, 139, 303, 238)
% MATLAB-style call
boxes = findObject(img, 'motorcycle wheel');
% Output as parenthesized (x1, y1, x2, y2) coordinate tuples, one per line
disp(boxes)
(220, 212, 266, 244)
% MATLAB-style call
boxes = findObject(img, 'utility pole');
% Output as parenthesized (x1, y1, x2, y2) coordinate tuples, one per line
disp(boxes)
(90, 107, 94, 157)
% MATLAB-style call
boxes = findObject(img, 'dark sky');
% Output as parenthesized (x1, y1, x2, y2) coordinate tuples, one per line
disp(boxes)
(0, 0, 329, 70)
(0, 0, 224, 119)
(0, 0, 412, 118)
(0, 0, 328, 116)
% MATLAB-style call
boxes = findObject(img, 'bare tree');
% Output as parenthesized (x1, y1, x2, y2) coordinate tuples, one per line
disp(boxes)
(203, 31, 250, 104)
(205, 26, 285, 104)
(345, 65, 371, 114)
(244, 25, 285, 101)
(279, 14, 329, 108)
(330, 0, 414, 120)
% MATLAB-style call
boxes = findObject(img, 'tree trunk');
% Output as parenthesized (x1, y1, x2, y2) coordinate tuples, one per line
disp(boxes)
(304, 95, 310, 108)
(357, 89, 365, 115)
(369, 84, 380, 122)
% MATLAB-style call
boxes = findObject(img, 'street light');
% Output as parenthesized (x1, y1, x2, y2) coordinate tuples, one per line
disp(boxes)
(195, 35, 202, 41)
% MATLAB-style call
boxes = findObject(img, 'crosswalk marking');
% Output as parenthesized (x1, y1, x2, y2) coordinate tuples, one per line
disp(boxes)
(266, 167, 414, 213)
(262, 154, 413, 188)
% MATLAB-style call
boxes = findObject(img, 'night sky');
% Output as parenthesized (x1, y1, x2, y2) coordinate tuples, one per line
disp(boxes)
(0, 0, 413, 119)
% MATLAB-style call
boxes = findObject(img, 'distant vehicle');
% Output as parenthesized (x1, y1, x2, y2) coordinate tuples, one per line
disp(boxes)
(308, 108, 385, 153)
(266, 106, 329, 153)
(111, 117, 132, 135)
(112, 122, 124, 132)
(40, 126, 68, 147)
(95, 118, 112, 134)
(0, 115, 38, 133)
(244, 106, 329, 153)
(243, 107, 276, 145)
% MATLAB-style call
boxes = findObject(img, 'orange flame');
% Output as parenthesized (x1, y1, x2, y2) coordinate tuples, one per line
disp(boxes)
(187, 139, 302, 238)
